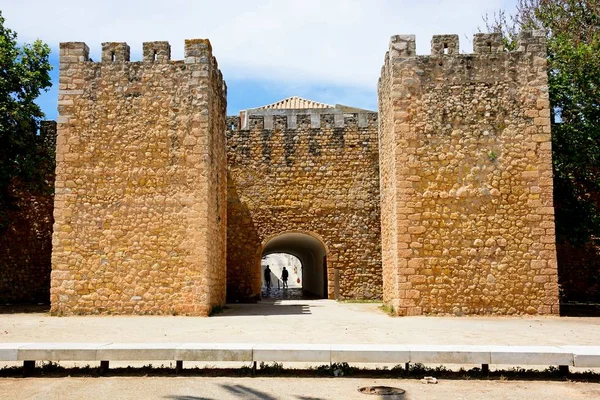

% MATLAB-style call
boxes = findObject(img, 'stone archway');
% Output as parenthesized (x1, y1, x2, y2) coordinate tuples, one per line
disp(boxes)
(260, 232, 328, 298)
(226, 106, 382, 303)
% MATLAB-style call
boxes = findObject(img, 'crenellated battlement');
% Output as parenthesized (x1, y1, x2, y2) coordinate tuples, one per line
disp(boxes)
(101, 42, 130, 62)
(58, 38, 226, 119)
(386, 30, 546, 60)
(378, 30, 549, 98)
(59, 39, 214, 65)
(226, 111, 377, 132)
(143, 41, 170, 62)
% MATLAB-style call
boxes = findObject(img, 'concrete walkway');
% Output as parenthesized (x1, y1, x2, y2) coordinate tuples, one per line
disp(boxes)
(1, 299, 599, 346)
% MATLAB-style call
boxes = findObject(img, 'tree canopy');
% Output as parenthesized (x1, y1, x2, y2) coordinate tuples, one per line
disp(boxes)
(486, 0, 600, 246)
(0, 11, 52, 225)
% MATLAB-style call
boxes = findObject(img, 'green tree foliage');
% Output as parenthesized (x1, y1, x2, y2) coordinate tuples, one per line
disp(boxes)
(486, 1, 600, 246)
(0, 11, 52, 225)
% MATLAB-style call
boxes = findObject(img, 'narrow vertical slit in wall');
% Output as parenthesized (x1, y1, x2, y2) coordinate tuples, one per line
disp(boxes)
(153, 50, 158, 62)
(111, 52, 116, 62)
(443, 43, 449, 55)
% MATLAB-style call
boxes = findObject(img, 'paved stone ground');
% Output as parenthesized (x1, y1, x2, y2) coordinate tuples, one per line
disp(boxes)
(0, 377, 599, 399)
(1, 299, 599, 346)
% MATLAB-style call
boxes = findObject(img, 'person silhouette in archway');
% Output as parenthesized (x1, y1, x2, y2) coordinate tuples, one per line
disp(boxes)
(264, 265, 272, 290)
(281, 267, 289, 289)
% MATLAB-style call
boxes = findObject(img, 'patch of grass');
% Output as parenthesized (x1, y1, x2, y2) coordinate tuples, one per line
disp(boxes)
(379, 304, 396, 316)
(40, 361, 63, 374)
(238, 364, 254, 376)
(258, 362, 284, 375)
(338, 299, 382, 304)
(312, 362, 356, 377)
(0, 365, 20, 377)
(1, 360, 598, 382)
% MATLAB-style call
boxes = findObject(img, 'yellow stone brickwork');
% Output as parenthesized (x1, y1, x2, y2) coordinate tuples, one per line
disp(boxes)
(378, 31, 560, 315)
(50, 40, 227, 316)
(49, 30, 560, 316)
(226, 113, 382, 300)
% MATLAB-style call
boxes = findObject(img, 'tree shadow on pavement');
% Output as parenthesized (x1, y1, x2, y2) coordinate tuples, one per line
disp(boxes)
(165, 396, 213, 400)
(221, 384, 278, 399)
(295, 397, 328, 400)
(165, 386, 327, 400)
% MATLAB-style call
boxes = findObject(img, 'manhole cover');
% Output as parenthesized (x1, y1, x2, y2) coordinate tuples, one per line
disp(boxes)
(358, 386, 406, 398)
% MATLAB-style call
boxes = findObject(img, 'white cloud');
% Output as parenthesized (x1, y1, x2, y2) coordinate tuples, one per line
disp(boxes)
(2, 0, 517, 90)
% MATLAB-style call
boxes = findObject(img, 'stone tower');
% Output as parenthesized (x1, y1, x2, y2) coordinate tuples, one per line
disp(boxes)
(51, 40, 227, 316)
(378, 31, 559, 315)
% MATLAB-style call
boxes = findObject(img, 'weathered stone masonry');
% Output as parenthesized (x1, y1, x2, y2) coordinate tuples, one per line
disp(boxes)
(378, 31, 559, 315)
(47, 29, 559, 316)
(51, 40, 227, 315)
(226, 109, 382, 300)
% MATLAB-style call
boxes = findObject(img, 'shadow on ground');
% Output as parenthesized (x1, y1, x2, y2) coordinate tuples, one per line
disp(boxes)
(560, 302, 600, 317)
(217, 288, 322, 316)
(3, 363, 598, 384)
(165, 396, 212, 400)
(0, 303, 50, 314)
(218, 302, 312, 317)
(260, 288, 321, 301)
(165, 385, 327, 400)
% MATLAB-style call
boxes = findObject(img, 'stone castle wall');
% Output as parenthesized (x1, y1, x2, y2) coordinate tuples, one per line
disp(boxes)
(226, 111, 382, 300)
(0, 122, 56, 304)
(42, 30, 562, 315)
(378, 31, 560, 315)
(51, 40, 227, 315)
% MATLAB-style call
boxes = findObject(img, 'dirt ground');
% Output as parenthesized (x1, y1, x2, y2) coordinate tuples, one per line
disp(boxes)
(0, 376, 599, 400)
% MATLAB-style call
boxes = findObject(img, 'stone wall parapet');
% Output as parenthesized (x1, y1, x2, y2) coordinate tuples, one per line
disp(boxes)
(58, 39, 215, 64)
(386, 30, 547, 62)
(228, 111, 378, 131)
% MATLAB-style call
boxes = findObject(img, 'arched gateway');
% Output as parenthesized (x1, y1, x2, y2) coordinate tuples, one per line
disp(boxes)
(261, 232, 328, 298)
(225, 98, 382, 302)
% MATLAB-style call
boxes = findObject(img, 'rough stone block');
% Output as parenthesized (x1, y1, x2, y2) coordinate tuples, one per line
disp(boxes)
(59, 42, 89, 62)
(431, 34, 459, 55)
(473, 33, 503, 54)
(184, 39, 212, 60)
(143, 41, 171, 62)
(389, 35, 416, 58)
(101, 42, 130, 62)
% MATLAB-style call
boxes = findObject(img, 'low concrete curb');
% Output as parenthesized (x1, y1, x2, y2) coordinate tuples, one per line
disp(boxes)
(2, 343, 599, 374)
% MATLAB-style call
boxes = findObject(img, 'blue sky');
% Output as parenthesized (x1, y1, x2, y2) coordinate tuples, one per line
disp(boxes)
(1, 0, 518, 120)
